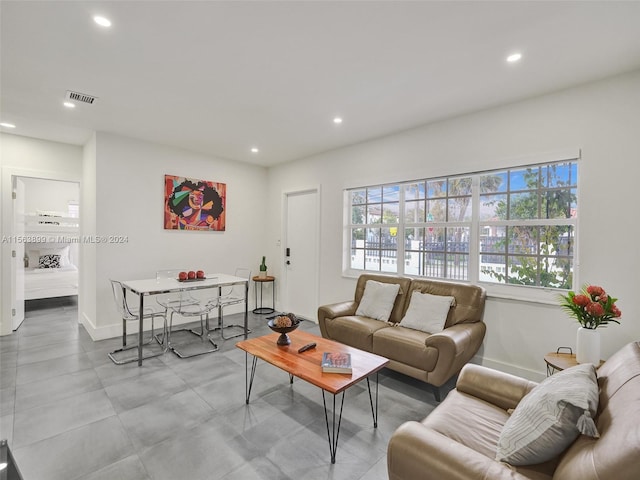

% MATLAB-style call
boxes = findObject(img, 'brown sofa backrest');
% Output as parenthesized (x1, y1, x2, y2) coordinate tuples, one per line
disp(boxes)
(401, 279, 486, 328)
(354, 274, 412, 324)
(552, 341, 640, 480)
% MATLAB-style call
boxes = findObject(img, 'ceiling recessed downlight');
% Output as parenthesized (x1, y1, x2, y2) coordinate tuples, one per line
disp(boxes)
(507, 53, 522, 63)
(251, 147, 259, 153)
(63, 101, 76, 108)
(93, 16, 112, 27)
(333, 117, 343, 124)
(0, 122, 16, 128)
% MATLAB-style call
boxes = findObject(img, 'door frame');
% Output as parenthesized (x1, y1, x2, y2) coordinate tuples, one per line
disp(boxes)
(1, 166, 80, 335)
(280, 186, 321, 321)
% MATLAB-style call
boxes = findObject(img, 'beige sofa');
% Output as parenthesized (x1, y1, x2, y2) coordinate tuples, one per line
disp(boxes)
(318, 274, 486, 400)
(387, 341, 640, 480)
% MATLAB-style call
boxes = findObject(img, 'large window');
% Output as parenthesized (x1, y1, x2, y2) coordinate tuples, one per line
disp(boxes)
(346, 157, 578, 293)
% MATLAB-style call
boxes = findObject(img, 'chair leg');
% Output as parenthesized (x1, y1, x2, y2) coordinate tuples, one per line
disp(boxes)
(108, 317, 165, 365)
(217, 307, 250, 340)
(168, 312, 218, 358)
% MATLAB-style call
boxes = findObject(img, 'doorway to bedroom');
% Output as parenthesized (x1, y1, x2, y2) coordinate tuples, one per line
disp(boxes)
(13, 176, 80, 330)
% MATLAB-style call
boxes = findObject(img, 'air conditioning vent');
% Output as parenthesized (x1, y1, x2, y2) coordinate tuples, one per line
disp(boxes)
(65, 90, 98, 105)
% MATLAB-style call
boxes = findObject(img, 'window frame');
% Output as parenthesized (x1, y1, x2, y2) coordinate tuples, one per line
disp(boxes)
(343, 152, 579, 304)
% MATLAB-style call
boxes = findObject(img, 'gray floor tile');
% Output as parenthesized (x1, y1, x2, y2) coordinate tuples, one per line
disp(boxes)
(104, 368, 189, 413)
(12, 416, 133, 480)
(12, 389, 116, 448)
(118, 388, 216, 449)
(75, 454, 151, 480)
(16, 339, 84, 366)
(0, 385, 15, 417)
(139, 416, 249, 480)
(14, 368, 103, 413)
(0, 413, 13, 445)
(16, 351, 93, 386)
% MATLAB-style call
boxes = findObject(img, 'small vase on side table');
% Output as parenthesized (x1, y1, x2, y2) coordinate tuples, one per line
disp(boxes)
(576, 327, 600, 365)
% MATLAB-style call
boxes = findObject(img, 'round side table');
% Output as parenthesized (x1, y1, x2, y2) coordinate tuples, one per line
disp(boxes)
(252, 275, 275, 314)
(544, 349, 604, 376)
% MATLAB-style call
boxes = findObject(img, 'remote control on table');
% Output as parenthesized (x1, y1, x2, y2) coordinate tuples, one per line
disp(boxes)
(298, 342, 316, 353)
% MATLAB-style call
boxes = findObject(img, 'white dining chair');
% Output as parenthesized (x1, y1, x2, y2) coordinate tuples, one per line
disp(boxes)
(212, 267, 251, 339)
(155, 269, 219, 358)
(108, 279, 166, 365)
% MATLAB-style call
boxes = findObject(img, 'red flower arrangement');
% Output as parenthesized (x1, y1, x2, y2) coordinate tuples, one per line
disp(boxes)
(559, 284, 622, 329)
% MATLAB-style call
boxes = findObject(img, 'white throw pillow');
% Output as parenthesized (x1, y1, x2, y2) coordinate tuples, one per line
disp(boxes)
(399, 291, 455, 333)
(35, 246, 70, 267)
(496, 363, 600, 466)
(355, 280, 400, 321)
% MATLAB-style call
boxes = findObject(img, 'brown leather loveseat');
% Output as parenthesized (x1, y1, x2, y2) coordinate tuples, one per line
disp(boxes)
(318, 274, 486, 400)
(387, 341, 640, 480)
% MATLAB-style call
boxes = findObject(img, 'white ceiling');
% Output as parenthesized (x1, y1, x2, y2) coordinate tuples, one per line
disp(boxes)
(2, 1, 640, 167)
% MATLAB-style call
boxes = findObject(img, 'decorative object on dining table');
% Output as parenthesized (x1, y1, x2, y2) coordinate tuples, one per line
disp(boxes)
(177, 270, 206, 282)
(267, 313, 299, 345)
(321, 352, 352, 374)
(258, 256, 267, 278)
(558, 284, 622, 365)
(164, 174, 226, 231)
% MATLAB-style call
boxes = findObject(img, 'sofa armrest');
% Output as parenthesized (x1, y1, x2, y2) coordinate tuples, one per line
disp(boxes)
(317, 301, 357, 337)
(388, 421, 532, 480)
(456, 363, 538, 411)
(423, 322, 485, 386)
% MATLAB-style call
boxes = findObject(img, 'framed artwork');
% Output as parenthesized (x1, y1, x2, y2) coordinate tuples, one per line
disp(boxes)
(164, 174, 226, 231)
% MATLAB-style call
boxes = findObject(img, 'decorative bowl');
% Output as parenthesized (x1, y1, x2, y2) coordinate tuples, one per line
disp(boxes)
(267, 313, 300, 345)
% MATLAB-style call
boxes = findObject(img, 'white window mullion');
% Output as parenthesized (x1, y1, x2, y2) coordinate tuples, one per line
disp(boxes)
(469, 176, 480, 284)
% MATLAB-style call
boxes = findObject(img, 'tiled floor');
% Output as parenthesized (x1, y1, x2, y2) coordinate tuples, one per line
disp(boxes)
(0, 298, 445, 480)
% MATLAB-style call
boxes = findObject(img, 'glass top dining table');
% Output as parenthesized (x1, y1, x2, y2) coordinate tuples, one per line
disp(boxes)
(120, 274, 249, 366)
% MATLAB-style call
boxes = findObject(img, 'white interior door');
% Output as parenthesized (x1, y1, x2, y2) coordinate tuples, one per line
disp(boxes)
(283, 189, 319, 321)
(12, 177, 25, 330)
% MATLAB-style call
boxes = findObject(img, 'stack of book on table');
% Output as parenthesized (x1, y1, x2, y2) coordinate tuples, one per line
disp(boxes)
(321, 352, 352, 374)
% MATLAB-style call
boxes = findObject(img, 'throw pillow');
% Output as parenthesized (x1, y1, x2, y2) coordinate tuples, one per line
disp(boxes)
(399, 291, 456, 333)
(38, 254, 61, 269)
(496, 363, 600, 466)
(355, 280, 400, 321)
(38, 245, 70, 267)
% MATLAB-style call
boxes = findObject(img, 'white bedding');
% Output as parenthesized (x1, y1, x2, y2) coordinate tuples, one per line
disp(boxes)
(25, 265, 78, 300)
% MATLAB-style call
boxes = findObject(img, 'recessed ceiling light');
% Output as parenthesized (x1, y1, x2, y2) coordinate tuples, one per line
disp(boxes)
(93, 16, 112, 27)
(251, 147, 259, 153)
(507, 53, 522, 63)
(0, 122, 16, 128)
(63, 101, 76, 108)
(333, 117, 343, 124)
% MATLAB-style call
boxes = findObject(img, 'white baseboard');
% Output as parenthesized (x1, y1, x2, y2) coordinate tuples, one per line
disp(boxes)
(471, 355, 546, 382)
(81, 305, 250, 341)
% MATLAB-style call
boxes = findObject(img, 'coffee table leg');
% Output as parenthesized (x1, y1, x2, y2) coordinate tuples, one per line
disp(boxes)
(366, 373, 380, 428)
(322, 390, 345, 464)
(245, 353, 258, 404)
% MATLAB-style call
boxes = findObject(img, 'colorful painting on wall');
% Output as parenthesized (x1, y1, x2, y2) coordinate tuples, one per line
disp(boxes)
(164, 175, 226, 231)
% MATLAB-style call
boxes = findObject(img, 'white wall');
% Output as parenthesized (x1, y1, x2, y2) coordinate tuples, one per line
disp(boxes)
(0, 134, 82, 334)
(21, 177, 79, 215)
(267, 70, 640, 380)
(84, 132, 269, 339)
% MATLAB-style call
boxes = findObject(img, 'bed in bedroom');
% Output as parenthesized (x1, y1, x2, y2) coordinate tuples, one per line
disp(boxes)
(24, 243, 79, 300)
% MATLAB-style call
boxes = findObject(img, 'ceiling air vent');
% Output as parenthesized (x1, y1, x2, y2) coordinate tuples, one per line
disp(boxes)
(65, 90, 98, 105)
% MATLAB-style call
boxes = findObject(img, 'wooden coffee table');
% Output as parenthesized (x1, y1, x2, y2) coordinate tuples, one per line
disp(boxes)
(236, 330, 389, 464)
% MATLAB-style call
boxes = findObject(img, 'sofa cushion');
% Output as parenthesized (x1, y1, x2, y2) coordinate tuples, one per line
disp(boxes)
(406, 279, 485, 328)
(400, 291, 455, 333)
(356, 280, 400, 321)
(372, 326, 438, 372)
(324, 315, 390, 352)
(496, 363, 599, 466)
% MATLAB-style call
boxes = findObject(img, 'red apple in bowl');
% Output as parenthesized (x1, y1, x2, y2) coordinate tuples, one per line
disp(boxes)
(196, 270, 205, 279)
(178, 271, 188, 281)
(188, 271, 196, 279)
